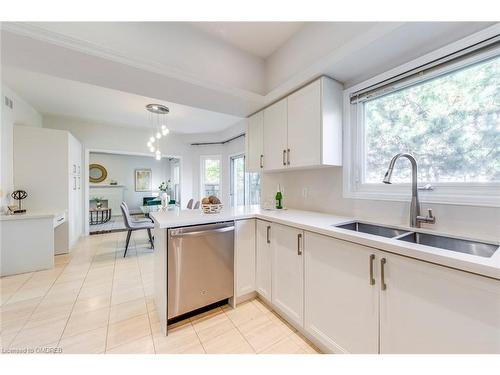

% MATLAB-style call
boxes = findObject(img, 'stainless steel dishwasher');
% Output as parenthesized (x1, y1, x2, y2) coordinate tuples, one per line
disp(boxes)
(167, 221, 234, 319)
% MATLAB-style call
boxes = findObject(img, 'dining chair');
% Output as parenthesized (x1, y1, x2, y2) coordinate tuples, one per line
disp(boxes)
(120, 203, 154, 257)
(193, 201, 200, 209)
(186, 198, 194, 209)
(121, 202, 151, 223)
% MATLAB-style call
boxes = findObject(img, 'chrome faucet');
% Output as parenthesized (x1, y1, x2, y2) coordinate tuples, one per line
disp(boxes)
(383, 153, 436, 228)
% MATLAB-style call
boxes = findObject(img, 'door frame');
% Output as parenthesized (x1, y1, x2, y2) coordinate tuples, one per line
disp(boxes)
(229, 152, 246, 207)
(84, 147, 182, 236)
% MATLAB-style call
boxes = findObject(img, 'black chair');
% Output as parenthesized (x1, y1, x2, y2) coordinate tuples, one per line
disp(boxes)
(120, 203, 154, 257)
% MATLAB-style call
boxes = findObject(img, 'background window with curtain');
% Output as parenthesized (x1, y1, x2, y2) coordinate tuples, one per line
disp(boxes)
(201, 156, 221, 198)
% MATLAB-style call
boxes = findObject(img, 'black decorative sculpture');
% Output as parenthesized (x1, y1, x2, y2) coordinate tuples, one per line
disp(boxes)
(11, 190, 27, 213)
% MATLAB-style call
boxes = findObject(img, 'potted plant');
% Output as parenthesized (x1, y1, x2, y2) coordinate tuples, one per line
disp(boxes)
(158, 180, 171, 207)
(93, 196, 104, 209)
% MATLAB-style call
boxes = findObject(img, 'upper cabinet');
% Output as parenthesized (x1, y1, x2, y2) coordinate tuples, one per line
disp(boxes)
(263, 98, 288, 171)
(246, 111, 264, 172)
(246, 76, 343, 172)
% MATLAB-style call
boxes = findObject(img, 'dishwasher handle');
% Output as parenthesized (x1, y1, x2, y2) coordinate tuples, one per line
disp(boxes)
(170, 226, 234, 238)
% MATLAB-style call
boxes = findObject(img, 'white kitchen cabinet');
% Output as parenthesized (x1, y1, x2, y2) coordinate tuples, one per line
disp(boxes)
(304, 232, 380, 353)
(246, 112, 264, 172)
(271, 223, 305, 328)
(263, 98, 288, 171)
(235, 219, 256, 298)
(247, 76, 342, 173)
(287, 77, 343, 168)
(14, 126, 83, 254)
(379, 252, 500, 354)
(255, 220, 272, 303)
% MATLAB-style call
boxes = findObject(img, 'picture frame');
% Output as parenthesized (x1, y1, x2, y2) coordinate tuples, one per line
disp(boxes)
(135, 169, 152, 192)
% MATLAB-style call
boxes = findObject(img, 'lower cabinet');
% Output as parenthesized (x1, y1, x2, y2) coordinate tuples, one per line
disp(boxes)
(235, 219, 256, 298)
(379, 252, 500, 354)
(304, 231, 500, 354)
(271, 223, 304, 327)
(304, 232, 379, 353)
(256, 220, 272, 303)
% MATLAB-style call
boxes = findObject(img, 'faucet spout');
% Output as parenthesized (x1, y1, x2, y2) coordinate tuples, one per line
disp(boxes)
(382, 153, 432, 228)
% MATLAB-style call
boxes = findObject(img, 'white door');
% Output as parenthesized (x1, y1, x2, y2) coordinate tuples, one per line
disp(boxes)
(255, 220, 272, 303)
(235, 219, 256, 298)
(271, 223, 304, 327)
(304, 232, 379, 353)
(246, 112, 264, 172)
(287, 79, 321, 168)
(379, 252, 500, 354)
(263, 99, 288, 171)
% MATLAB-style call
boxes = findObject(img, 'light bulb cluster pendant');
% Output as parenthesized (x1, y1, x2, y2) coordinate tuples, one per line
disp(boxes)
(145, 104, 170, 160)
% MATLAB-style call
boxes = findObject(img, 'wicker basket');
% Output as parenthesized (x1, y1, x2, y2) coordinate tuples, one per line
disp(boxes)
(201, 203, 223, 214)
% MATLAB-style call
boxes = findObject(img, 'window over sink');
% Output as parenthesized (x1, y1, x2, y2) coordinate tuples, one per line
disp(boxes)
(344, 37, 500, 206)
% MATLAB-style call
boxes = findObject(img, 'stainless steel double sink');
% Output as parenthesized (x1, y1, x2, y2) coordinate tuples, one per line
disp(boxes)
(334, 221, 498, 258)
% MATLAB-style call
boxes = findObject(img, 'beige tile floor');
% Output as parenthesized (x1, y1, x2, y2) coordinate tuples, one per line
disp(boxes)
(1, 231, 320, 354)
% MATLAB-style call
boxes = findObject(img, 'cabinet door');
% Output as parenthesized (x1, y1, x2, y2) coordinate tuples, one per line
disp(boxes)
(304, 233, 379, 353)
(287, 79, 321, 168)
(380, 253, 500, 354)
(256, 220, 272, 303)
(235, 219, 256, 298)
(263, 99, 288, 171)
(271, 223, 304, 327)
(246, 112, 264, 172)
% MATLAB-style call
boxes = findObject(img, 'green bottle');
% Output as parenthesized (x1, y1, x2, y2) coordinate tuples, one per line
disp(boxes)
(275, 184, 283, 209)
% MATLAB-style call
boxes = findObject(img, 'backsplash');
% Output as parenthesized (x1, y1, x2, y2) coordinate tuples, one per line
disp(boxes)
(261, 167, 499, 242)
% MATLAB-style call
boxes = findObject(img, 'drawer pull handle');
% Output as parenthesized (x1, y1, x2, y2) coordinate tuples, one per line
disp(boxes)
(369, 254, 375, 285)
(380, 258, 387, 290)
(266, 225, 271, 244)
(260, 155, 264, 169)
(297, 233, 302, 255)
(282, 150, 286, 166)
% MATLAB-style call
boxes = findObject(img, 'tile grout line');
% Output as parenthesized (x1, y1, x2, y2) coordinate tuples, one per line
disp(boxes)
(221, 305, 257, 353)
(57, 238, 100, 346)
(103, 234, 120, 353)
(8, 251, 74, 348)
(1, 271, 36, 306)
(132, 237, 155, 354)
(191, 320, 208, 354)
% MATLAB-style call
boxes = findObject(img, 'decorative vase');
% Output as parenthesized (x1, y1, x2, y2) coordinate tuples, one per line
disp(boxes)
(160, 192, 168, 207)
(96, 202, 102, 209)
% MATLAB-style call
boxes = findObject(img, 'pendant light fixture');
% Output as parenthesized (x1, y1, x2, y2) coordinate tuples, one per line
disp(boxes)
(145, 104, 170, 160)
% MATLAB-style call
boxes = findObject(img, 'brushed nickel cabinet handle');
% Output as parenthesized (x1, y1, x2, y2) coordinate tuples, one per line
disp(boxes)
(380, 258, 387, 290)
(260, 155, 264, 169)
(297, 233, 303, 255)
(369, 254, 375, 285)
(282, 150, 286, 166)
(287, 149, 290, 165)
(266, 225, 271, 244)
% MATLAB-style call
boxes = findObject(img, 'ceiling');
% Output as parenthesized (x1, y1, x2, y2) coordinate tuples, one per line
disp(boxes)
(190, 22, 305, 58)
(1, 22, 498, 133)
(3, 67, 243, 133)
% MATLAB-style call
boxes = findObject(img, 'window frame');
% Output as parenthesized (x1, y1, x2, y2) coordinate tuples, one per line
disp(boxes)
(229, 153, 246, 207)
(200, 154, 222, 199)
(343, 38, 500, 208)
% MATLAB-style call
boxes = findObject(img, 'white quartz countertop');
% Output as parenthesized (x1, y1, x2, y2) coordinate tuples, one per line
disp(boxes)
(0, 210, 65, 221)
(150, 206, 500, 280)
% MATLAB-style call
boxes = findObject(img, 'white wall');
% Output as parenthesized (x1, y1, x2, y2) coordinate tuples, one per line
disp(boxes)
(89, 152, 175, 212)
(0, 84, 42, 209)
(261, 167, 500, 242)
(43, 114, 194, 208)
